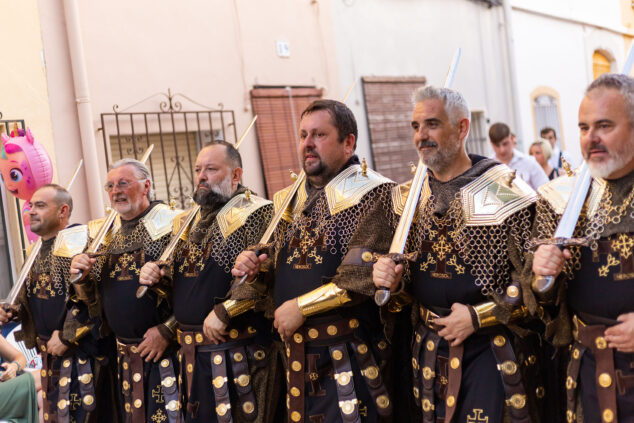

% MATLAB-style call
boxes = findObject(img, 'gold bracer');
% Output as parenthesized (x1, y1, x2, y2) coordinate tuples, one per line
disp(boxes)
(72, 280, 96, 305)
(223, 299, 256, 318)
(162, 315, 177, 335)
(473, 302, 528, 328)
(297, 283, 351, 317)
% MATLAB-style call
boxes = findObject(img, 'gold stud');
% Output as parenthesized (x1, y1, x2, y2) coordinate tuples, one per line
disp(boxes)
(123, 362, 129, 370)
(214, 354, 223, 365)
(416, 333, 422, 343)
(426, 340, 435, 351)
(411, 357, 419, 370)
(506, 394, 526, 409)
(361, 251, 373, 262)
(376, 395, 390, 409)
(294, 333, 303, 343)
(291, 411, 301, 421)
(291, 361, 302, 371)
(362, 366, 379, 380)
(450, 357, 460, 369)
(58, 399, 68, 409)
(59, 377, 69, 387)
(63, 360, 71, 368)
(493, 335, 506, 347)
(422, 366, 434, 380)
(133, 373, 142, 383)
(327, 325, 338, 336)
(161, 359, 169, 368)
(123, 381, 130, 390)
(184, 335, 193, 344)
(44, 413, 49, 421)
(357, 344, 368, 354)
(83, 395, 94, 405)
(229, 329, 239, 339)
(598, 373, 612, 388)
(573, 349, 580, 359)
(187, 364, 193, 373)
(506, 285, 519, 298)
(332, 350, 343, 361)
(213, 376, 226, 388)
(422, 398, 433, 412)
(286, 347, 291, 357)
(335, 372, 351, 386)
(413, 387, 420, 399)
(166, 400, 178, 411)
(536, 386, 545, 398)
(566, 376, 577, 390)
(603, 409, 614, 422)
(41, 369, 47, 377)
(595, 336, 607, 350)
(125, 402, 131, 413)
(308, 329, 319, 339)
(162, 377, 175, 388)
(349, 318, 359, 329)
(243, 401, 255, 414)
(378, 340, 387, 350)
(233, 352, 244, 362)
(528, 355, 537, 365)
(254, 350, 265, 360)
(41, 344, 47, 352)
(195, 333, 203, 343)
(130, 346, 138, 354)
(446, 395, 455, 407)
(498, 361, 518, 376)
(79, 373, 93, 384)
(235, 374, 250, 387)
(340, 400, 356, 415)
(134, 399, 142, 409)
(78, 358, 87, 365)
(290, 387, 300, 397)
(216, 403, 230, 416)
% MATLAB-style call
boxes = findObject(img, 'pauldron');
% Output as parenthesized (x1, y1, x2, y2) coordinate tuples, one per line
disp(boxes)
(216, 192, 273, 239)
(53, 225, 89, 258)
(275, 164, 393, 221)
(537, 169, 606, 218)
(141, 203, 183, 241)
(460, 164, 537, 226)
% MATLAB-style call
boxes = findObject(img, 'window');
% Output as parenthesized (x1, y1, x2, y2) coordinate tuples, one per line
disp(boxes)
(361, 76, 427, 183)
(593, 51, 612, 80)
(465, 111, 489, 156)
(250, 87, 323, 197)
(530, 87, 564, 146)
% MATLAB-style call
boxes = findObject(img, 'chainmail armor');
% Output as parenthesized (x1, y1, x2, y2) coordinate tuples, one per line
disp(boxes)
(27, 248, 73, 300)
(409, 191, 533, 297)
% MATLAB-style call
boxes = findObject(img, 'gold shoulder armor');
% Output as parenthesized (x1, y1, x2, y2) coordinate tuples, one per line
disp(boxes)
(537, 169, 606, 217)
(173, 208, 200, 241)
(391, 176, 431, 217)
(273, 181, 307, 222)
(142, 203, 183, 241)
(216, 193, 273, 239)
(53, 225, 89, 258)
(88, 215, 121, 245)
(461, 164, 537, 226)
(325, 164, 393, 215)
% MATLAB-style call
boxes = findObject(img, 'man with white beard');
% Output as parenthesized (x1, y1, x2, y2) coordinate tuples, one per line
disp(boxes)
(139, 141, 276, 423)
(530, 73, 634, 422)
(70, 159, 181, 423)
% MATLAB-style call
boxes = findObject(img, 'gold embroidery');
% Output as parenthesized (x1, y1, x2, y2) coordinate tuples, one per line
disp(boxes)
(151, 409, 167, 423)
(34, 274, 56, 299)
(109, 252, 142, 281)
(467, 408, 489, 422)
(286, 226, 326, 270)
(419, 254, 437, 272)
(151, 385, 164, 404)
(599, 255, 619, 277)
(69, 393, 82, 411)
(446, 255, 465, 275)
(612, 234, 634, 260)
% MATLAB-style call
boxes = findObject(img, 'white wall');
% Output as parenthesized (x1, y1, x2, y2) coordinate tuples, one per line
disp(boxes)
(510, 1, 629, 163)
(329, 0, 514, 165)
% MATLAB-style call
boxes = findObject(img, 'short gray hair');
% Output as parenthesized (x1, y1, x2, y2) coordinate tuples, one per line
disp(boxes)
(412, 86, 470, 125)
(110, 158, 155, 200)
(586, 73, 634, 126)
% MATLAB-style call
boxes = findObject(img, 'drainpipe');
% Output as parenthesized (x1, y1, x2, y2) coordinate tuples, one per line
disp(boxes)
(62, 0, 104, 218)
(501, 0, 524, 150)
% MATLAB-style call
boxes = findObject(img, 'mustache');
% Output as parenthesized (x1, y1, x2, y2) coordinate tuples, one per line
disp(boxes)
(113, 194, 128, 201)
(584, 143, 609, 158)
(197, 182, 211, 190)
(304, 149, 320, 159)
(193, 187, 229, 206)
(417, 140, 438, 149)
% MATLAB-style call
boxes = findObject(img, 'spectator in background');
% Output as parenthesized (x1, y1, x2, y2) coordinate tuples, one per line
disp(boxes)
(489, 122, 549, 189)
(529, 138, 561, 180)
(0, 334, 38, 423)
(540, 127, 577, 169)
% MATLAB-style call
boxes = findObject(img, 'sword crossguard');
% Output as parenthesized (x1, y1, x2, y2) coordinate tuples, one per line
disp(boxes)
(503, 170, 516, 188)
(409, 162, 416, 175)
(136, 260, 171, 298)
(372, 251, 419, 264)
(361, 158, 368, 177)
(528, 236, 590, 250)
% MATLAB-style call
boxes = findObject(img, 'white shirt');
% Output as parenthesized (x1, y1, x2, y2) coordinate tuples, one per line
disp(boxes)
(493, 149, 549, 190)
(548, 145, 578, 170)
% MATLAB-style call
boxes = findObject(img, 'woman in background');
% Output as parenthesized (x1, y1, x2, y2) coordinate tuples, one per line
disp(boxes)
(0, 334, 38, 423)
(529, 138, 561, 180)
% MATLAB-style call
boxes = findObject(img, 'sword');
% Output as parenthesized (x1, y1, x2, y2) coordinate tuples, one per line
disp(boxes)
(375, 48, 461, 306)
(70, 145, 154, 284)
(532, 43, 634, 298)
(2, 160, 84, 306)
(232, 79, 359, 288)
(137, 115, 261, 297)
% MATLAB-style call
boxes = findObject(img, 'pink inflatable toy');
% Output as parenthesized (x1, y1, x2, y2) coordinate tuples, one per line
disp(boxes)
(0, 124, 54, 243)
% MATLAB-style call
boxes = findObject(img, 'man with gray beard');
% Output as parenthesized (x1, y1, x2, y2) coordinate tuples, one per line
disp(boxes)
(373, 86, 544, 422)
(139, 141, 276, 423)
(530, 73, 634, 422)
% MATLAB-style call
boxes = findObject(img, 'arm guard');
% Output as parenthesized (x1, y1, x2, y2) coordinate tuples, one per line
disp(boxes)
(297, 282, 351, 318)
(223, 299, 256, 318)
(473, 301, 529, 329)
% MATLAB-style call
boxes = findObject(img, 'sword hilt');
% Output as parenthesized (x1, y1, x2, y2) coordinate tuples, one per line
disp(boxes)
(135, 260, 170, 299)
(232, 248, 263, 288)
(373, 252, 418, 306)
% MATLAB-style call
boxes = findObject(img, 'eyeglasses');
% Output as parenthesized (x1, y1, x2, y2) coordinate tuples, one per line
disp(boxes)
(104, 179, 146, 192)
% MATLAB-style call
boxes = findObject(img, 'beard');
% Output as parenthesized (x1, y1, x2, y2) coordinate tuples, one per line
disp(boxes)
(417, 137, 462, 172)
(584, 141, 634, 179)
(194, 175, 233, 207)
(29, 215, 56, 236)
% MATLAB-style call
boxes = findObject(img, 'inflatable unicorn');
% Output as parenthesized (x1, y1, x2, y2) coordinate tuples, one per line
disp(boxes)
(0, 125, 53, 243)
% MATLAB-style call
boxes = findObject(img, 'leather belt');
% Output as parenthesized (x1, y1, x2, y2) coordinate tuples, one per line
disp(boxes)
(285, 317, 391, 423)
(117, 339, 147, 423)
(570, 315, 620, 423)
(176, 324, 258, 422)
(36, 337, 54, 423)
(490, 332, 530, 422)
